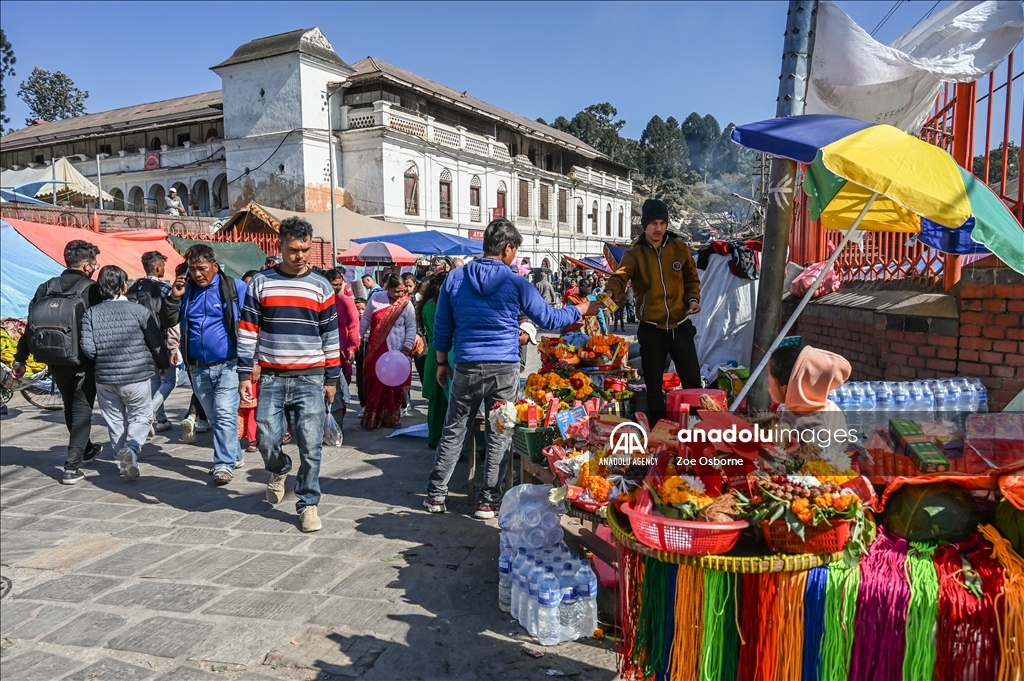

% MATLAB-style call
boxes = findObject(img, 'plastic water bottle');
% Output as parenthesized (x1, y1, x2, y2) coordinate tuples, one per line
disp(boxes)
(575, 560, 599, 639)
(942, 379, 963, 427)
(517, 559, 538, 627)
(526, 561, 546, 635)
(557, 562, 582, 642)
(918, 381, 935, 420)
(971, 378, 989, 412)
(498, 548, 514, 612)
(893, 383, 910, 413)
(536, 568, 563, 646)
(844, 383, 864, 433)
(858, 382, 876, 432)
(956, 378, 977, 412)
(930, 381, 952, 424)
(510, 548, 528, 620)
(907, 382, 927, 419)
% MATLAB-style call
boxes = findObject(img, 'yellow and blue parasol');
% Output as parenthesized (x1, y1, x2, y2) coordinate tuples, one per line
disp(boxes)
(731, 114, 1023, 272)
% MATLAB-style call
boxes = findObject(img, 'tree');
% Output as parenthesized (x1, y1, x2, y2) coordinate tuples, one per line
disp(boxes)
(973, 141, 1020, 187)
(637, 115, 689, 197)
(551, 103, 632, 165)
(0, 30, 14, 134)
(17, 66, 88, 125)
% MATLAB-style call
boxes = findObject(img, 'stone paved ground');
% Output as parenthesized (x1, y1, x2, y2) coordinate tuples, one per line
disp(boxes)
(0, 376, 622, 681)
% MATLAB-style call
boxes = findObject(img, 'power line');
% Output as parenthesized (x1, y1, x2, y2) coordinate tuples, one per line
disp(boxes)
(907, 0, 942, 33)
(870, 0, 906, 37)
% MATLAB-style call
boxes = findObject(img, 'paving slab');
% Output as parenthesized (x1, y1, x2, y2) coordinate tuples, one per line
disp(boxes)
(203, 590, 325, 621)
(97, 582, 222, 613)
(14, 575, 121, 603)
(213, 553, 307, 589)
(143, 547, 255, 581)
(186, 619, 295, 667)
(112, 524, 176, 540)
(161, 527, 233, 545)
(263, 625, 389, 678)
(41, 610, 128, 647)
(0, 649, 83, 681)
(18, 537, 122, 571)
(267, 555, 354, 594)
(0, 602, 78, 640)
(61, 657, 156, 681)
(106, 616, 215, 658)
(51, 501, 138, 520)
(79, 542, 182, 577)
(225, 533, 309, 552)
(150, 666, 222, 681)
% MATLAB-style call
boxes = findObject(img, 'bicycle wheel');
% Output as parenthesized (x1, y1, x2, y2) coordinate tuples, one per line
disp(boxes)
(22, 378, 63, 410)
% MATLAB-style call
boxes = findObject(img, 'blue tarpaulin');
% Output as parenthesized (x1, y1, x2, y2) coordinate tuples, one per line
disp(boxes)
(0, 219, 65, 318)
(352, 230, 482, 256)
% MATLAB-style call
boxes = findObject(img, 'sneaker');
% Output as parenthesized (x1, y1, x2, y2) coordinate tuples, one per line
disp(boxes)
(154, 420, 172, 432)
(212, 470, 233, 486)
(61, 469, 85, 485)
(473, 503, 497, 520)
(423, 498, 447, 514)
(266, 472, 287, 504)
(81, 442, 102, 466)
(195, 419, 212, 434)
(117, 448, 140, 482)
(208, 459, 245, 475)
(181, 416, 197, 444)
(299, 506, 322, 532)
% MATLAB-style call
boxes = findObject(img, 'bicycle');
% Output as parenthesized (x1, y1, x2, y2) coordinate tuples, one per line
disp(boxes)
(1, 363, 64, 411)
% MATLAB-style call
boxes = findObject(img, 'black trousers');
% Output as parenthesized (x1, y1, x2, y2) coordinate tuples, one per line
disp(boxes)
(50, 363, 97, 471)
(187, 392, 207, 421)
(637, 320, 701, 426)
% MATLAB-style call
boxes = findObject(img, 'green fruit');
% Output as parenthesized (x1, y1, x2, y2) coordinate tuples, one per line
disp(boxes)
(994, 499, 1024, 555)
(881, 483, 979, 543)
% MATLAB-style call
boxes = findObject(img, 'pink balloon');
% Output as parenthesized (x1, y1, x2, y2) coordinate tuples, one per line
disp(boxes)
(376, 350, 411, 387)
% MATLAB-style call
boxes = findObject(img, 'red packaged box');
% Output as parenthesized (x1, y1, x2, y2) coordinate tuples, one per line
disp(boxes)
(965, 413, 1024, 473)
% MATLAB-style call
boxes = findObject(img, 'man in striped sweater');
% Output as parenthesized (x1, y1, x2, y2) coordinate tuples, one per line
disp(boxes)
(238, 217, 341, 533)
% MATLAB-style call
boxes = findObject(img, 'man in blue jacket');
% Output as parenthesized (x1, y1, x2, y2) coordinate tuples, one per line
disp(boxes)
(166, 244, 249, 485)
(425, 219, 594, 518)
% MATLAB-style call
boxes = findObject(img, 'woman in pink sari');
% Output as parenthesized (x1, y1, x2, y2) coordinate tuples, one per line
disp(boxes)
(359, 273, 416, 429)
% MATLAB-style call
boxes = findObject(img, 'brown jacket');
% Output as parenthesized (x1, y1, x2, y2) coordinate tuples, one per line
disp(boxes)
(605, 231, 701, 330)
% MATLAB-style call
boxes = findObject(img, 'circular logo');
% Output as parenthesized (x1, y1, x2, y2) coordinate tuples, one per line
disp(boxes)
(672, 261, 683, 271)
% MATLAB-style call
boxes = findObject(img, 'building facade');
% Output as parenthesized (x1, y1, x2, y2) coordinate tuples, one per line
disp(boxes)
(0, 28, 631, 263)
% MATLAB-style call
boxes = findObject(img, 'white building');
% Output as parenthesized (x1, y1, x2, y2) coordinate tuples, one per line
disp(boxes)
(1, 27, 631, 264)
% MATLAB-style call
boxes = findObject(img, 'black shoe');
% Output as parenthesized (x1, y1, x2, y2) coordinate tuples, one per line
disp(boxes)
(81, 443, 102, 466)
(61, 469, 85, 485)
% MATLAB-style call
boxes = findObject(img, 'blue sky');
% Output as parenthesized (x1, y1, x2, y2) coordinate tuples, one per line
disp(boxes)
(0, 1, 1017, 147)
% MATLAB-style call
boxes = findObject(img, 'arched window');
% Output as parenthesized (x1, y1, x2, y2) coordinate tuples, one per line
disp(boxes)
(439, 168, 452, 220)
(618, 207, 624, 237)
(591, 201, 599, 235)
(211, 174, 228, 211)
(404, 162, 419, 216)
(470, 175, 482, 222)
(605, 204, 612, 236)
(576, 201, 584, 234)
(496, 181, 507, 219)
(150, 137, 162, 150)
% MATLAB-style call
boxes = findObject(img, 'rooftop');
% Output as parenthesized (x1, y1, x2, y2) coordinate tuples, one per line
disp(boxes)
(0, 91, 223, 151)
(349, 56, 618, 165)
(212, 27, 350, 71)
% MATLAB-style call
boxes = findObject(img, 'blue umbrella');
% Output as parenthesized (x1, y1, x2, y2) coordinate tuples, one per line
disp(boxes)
(352, 230, 483, 256)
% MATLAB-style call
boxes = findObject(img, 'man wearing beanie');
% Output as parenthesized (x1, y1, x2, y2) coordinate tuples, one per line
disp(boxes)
(604, 198, 702, 425)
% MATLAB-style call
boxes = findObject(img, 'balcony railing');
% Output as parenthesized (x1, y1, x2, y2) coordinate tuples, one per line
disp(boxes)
(569, 166, 632, 194)
(71, 142, 225, 178)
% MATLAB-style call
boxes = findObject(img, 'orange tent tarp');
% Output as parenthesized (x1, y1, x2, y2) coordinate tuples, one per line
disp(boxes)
(4, 218, 181, 279)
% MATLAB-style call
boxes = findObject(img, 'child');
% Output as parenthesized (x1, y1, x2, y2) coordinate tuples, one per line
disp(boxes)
(767, 344, 852, 467)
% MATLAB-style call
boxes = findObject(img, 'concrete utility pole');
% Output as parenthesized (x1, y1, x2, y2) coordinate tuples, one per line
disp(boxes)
(326, 82, 346, 265)
(747, 0, 817, 411)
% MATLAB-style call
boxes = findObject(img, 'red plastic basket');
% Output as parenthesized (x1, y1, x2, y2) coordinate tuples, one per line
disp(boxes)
(619, 500, 748, 555)
(761, 518, 852, 554)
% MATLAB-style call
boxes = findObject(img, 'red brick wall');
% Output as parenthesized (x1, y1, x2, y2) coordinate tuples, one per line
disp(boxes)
(957, 266, 1024, 410)
(785, 266, 1023, 411)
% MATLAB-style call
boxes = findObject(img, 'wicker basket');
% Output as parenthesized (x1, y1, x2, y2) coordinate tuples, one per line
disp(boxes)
(512, 425, 558, 464)
(620, 500, 748, 555)
(761, 518, 852, 554)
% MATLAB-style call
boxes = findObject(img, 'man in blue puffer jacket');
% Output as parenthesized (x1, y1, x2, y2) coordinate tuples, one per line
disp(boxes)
(425, 218, 595, 518)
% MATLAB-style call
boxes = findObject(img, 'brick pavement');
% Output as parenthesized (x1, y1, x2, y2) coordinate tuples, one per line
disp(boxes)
(0, 382, 621, 680)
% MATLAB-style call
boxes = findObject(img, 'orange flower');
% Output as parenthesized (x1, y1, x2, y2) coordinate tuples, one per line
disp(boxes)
(832, 494, 857, 512)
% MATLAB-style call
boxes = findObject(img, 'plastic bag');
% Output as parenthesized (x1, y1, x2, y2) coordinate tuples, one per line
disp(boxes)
(323, 411, 343, 447)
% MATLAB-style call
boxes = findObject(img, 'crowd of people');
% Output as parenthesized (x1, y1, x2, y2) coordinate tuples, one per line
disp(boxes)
(9, 199, 703, 529)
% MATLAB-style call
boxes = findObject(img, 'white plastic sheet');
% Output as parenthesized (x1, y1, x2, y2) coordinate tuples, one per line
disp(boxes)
(690, 253, 758, 381)
(807, 1, 1024, 132)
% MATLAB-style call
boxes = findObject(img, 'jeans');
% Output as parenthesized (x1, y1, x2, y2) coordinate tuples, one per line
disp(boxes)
(190, 360, 243, 474)
(427, 361, 518, 505)
(256, 373, 325, 512)
(50, 364, 98, 471)
(637, 321, 702, 426)
(150, 366, 177, 422)
(96, 381, 152, 456)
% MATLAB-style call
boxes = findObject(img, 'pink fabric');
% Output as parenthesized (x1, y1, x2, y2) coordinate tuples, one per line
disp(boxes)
(335, 291, 359, 357)
(784, 346, 852, 414)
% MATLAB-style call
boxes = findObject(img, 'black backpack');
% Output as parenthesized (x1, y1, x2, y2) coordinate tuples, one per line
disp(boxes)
(26, 277, 94, 366)
(126, 278, 167, 329)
